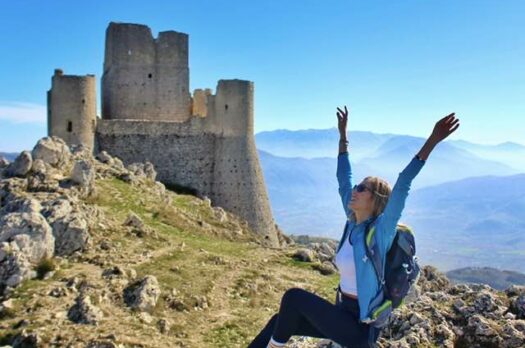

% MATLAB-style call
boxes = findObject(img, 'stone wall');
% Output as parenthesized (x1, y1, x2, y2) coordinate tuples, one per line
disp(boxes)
(47, 69, 97, 150)
(96, 101, 279, 245)
(102, 22, 191, 122)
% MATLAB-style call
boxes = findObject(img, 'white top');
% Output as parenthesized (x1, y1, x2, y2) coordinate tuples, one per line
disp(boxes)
(335, 237, 358, 296)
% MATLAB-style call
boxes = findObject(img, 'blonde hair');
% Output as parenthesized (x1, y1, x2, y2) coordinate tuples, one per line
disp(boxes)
(350, 176, 392, 222)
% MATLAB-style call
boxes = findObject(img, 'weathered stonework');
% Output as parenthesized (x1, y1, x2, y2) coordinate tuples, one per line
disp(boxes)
(48, 70, 97, 150)
(47, 22, 279, 246)
(102, 23, 190, 122)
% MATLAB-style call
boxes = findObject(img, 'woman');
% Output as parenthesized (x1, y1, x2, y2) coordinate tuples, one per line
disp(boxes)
(248, 106, 460, 348)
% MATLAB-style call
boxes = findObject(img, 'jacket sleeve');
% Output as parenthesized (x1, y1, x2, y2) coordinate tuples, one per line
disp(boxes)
(380, 156, 425, 246)
(337, 152, 353, 217)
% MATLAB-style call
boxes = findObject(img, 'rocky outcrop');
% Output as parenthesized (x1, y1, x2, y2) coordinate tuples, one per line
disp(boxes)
(0, 136, 165, 297)
(379, 267, 525, 348)
(292, 248, 316, 262)
(0, 212, 55, 263)
(68, 293, 104, 325)
(51, 213, 90, 256)
(0, 241, 34, 291)
(71, 160, 95, 189)
(32, 136, 71, 167)
(124, 275, 161, 312)
(5, 151, 33, 178)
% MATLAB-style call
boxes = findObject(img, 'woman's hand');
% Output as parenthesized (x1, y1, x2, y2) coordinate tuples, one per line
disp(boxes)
(337, 106, 348, 136)
(417, 112, 460, 161)
(429, 113, 460, 143)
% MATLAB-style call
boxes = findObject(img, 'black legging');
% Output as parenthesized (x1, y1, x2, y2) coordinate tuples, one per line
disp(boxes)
(247, 288, 379, 348)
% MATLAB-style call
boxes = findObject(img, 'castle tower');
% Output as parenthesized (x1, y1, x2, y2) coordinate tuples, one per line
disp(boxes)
(102, 22, 191, 121)
(47, 69, 97, 149)
(208, 80, 279, 245)
(95, 22, 281, 247)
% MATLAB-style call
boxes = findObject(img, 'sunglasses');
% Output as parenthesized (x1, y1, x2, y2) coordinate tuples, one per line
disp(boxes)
(353, 183, 371, 193)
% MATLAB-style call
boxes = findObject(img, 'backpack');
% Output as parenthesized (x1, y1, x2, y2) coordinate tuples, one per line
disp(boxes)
(363, 222, 420, 328)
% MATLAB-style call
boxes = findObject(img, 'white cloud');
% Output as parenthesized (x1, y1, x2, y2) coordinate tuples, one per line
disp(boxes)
(0, 102, 46, 123)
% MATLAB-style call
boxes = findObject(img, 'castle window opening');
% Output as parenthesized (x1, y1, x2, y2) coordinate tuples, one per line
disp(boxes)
(67, 121, 73, 133)
(82, 99, 85, 104)
(225, 104, 228, 110)
(148, 73, 152, 78)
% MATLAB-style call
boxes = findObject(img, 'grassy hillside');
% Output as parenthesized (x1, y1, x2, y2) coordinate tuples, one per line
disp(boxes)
(0, 176, 339, 347)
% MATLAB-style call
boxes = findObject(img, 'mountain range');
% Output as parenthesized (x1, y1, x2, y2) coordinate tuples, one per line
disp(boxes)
(0, 152, 18, 162)
(256, 129, 525, 273)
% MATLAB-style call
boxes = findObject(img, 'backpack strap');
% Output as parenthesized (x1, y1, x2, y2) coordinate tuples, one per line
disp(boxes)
(396, 231, 414, 255)
(336, 221, 350, 253)
(364, 221, 385, 287)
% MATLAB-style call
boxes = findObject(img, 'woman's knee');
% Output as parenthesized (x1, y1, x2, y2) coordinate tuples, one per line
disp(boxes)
(281, 287, 308, 307)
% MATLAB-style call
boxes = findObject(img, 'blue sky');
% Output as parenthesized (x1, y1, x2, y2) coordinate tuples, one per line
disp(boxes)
(1, 0, 524, 152)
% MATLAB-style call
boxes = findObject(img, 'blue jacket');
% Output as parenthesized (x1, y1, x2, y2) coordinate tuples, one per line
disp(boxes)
(336, 152, 424, 321)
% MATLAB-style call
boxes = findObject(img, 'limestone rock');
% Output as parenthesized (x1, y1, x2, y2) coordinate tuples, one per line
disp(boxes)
(0, 212, 55, 263)
(473, 290, 503, 314)
(0, 156, 9, 168)
(26, 158, 60, 192)
(292, 248, 316, 262)
(143, 162, 157, 181)
(0, 241, 34, 292)
(512, 293, 525, 319)
(30, 159, 46, 175)
(213, 207, 228, 223)
(506, 285, 525, 297)
(102, 266, 136, 280)
(124, 275, 161, 312)
(51, 213, 90, 256)
(96, 151, 113, 164)
(11, 329, 41, 347)
(32, 136, 71, 167)
(502, 321, 525, 348)
(124, 213, 144, 230)
(41, 198, 73, 224)
(191, 295, 209, 310)
(157, 318, 171, 334)
(318, 242, 336, 260)
(1, 197, 42, 215)
(165, 293, 189, 312)
(127, 163, 145, 177)
(468, 314, 498, 336)
(312, 261, 337, 275)
(71, 160, 95, 188)
(418, 265, 450, 292)
(6, 151, 33, 178)
(67, 293, 104, 325)
(70, 144, 91, 159)
(123, 212, 151, 237)
(153, 181, 166, 196)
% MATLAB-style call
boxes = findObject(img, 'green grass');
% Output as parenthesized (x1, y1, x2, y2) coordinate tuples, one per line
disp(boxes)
(205, 321, 252, 347)
(0, 176, 345, 347)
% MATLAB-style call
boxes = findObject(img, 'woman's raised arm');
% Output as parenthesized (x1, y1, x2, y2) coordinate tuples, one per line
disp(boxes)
(336, 106, 352, 216)
(337, 106, 349, 154)
(381, 113, 460, 244)
(417, 113, 460, 161)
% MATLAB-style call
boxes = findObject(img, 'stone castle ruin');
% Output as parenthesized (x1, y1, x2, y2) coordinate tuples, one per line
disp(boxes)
(47, 22, 279, 246)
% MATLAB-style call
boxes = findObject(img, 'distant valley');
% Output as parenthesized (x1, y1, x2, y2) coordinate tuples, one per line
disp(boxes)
(446, 267, 525, 290)
(0, 152, 18, 162)
(256, 129, 525, 273)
